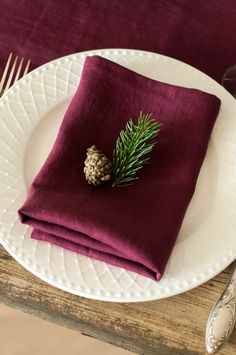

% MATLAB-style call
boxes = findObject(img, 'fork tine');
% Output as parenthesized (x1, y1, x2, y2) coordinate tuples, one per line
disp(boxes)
(0, 53, 13, 92)
(4, 56, 18, 92)
(13, 57, 24, 84)
(22, 59, 30, 77)
(0, 55, 31, 97)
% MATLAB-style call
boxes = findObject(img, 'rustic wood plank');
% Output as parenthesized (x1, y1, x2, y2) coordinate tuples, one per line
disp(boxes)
(0, 245, 235, 355)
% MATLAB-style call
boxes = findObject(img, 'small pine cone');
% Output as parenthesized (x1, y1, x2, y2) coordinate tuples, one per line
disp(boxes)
(84, 145, 112, 186)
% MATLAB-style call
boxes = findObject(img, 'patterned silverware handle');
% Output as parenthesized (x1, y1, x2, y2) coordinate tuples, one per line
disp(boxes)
(205, 261, 236, 354)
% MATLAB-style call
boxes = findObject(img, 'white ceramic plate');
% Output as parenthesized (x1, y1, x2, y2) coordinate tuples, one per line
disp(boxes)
(0, 49, 236, 302)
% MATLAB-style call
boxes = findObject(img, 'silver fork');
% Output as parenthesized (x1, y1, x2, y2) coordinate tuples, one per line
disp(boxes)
(0, 53, 30, 97)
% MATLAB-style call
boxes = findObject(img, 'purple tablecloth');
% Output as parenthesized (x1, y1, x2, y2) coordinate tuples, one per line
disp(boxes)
(0, 0, 236, 82)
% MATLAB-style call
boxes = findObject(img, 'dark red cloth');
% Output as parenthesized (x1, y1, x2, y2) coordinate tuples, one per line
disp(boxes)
(0, 0, 235, 82)
(19, 56, 221, 280)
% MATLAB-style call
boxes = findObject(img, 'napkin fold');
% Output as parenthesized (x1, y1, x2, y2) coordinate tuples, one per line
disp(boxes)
(19, 56, 220, 281)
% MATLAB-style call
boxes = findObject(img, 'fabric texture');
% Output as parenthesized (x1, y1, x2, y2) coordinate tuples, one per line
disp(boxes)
(19, 56, 221, 280)
(0, 0, 235, 83)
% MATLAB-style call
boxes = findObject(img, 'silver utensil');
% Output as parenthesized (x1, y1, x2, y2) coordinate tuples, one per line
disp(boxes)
(221, 65, 236, 98)
(205, 67, 236, 353)
(0, 53, 30, 97)
(205, 262, 236, 353)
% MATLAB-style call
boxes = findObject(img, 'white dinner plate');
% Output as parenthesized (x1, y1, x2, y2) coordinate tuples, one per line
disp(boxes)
(0, 49, 235, 302)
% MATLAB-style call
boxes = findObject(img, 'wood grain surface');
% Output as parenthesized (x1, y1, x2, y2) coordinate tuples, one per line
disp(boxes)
(0, 245, 235, 355)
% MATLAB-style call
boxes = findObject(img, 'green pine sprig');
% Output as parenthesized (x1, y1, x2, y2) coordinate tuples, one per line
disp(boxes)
(111, 112, 161, 187)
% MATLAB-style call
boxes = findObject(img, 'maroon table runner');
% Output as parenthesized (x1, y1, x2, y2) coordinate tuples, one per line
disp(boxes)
(0, 0, 236, 82)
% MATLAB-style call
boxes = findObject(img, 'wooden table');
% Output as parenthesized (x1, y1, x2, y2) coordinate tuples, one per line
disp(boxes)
(0, 245, 235, 355)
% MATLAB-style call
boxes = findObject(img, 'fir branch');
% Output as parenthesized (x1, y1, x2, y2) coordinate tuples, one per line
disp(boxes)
(112, 112, 161, 187)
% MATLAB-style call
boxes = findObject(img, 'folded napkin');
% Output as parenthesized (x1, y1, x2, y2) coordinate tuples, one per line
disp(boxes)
(19, 56, 220, 281)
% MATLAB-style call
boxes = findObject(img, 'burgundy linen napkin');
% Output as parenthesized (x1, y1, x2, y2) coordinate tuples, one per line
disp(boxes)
(0, 0, 236, 82)
(19, 56, 221, 281)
